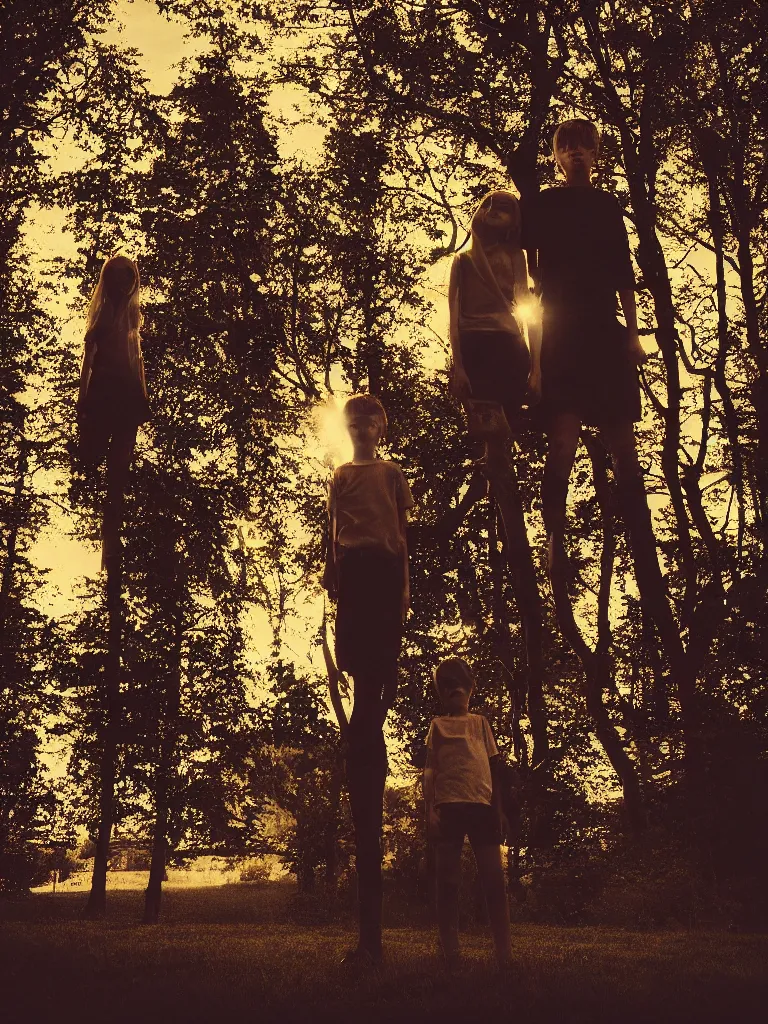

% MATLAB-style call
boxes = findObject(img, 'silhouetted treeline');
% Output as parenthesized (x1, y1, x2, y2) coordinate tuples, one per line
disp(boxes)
(1, 1, 766, 928)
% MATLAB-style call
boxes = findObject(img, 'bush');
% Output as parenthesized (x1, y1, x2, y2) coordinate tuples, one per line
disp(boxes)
(239, 858, 273, 883)
(520, 852, 608, 925)
(0, 844, 77, 894)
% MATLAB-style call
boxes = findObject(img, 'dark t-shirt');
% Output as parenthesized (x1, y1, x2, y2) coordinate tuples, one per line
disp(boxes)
(520, 186, 635, 324)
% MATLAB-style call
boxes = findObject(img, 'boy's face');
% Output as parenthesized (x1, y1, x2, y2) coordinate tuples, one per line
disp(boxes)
(438, 675, 474, 715)
(555, 138, 596, 178)
(345, 412, 383, 449)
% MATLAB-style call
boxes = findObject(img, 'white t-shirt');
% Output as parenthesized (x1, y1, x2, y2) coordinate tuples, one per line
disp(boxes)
(425, 713, 499, 807)
(329, 459, 414, 557)
(456, 249, 521, 337)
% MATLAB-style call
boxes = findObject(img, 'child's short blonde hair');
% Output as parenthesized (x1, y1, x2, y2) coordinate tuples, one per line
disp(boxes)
(433, 656, 476, 696)
(343, 393, 388, 432)
(553, 118, 601, 158)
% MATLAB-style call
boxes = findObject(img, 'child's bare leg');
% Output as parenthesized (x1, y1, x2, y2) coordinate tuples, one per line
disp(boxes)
(350, 670, 385, 732)
(542, 413, 581, 532)
(600, 421, 641, 483)
(473, 843, 513, 967)
(345, 721, 387, 960)
(435, 839, 463, 963)
(601, 421, 680, 644)
(542, 413, 581, 570)
(102, 423, 137, 564)
(350, 663, 397, 729)
(77, 416, 108, 472)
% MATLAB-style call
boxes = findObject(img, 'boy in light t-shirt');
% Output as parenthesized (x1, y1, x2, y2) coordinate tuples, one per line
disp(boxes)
(322, 393, 414, 969)
(424, 657, 513, 972)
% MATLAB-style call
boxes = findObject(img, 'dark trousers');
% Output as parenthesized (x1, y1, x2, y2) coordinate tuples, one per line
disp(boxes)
(346, 720, 388, 957)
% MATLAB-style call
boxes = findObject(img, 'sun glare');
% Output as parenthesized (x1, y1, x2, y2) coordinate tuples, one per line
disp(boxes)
(516, 292, 542, 327)
(313, 396, 353, 469)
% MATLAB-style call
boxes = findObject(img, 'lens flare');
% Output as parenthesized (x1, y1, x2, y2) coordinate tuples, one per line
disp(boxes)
(313, 396, 353, 469)
(516, 292, 542, 327)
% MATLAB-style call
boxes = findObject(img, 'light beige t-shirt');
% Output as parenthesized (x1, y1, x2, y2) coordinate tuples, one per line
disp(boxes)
(329, 459, 414, 557)
(457, 250, 520, 336)
(426, 713, 499, 807)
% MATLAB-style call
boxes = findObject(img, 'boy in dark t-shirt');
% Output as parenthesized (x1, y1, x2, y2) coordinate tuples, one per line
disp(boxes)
(520, 118, 650, 576)
(523, 183, 642, 425)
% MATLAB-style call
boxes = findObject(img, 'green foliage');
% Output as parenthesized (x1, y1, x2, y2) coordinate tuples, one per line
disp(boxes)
(252, 662, 348, 888)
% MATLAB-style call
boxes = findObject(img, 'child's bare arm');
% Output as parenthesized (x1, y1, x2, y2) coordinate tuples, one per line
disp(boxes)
(619, 288, 648, 365)
(322, 531, 336, 598)
(448, 256, 461, 358)
(400, 506, 410, 618)
(78, 333, 97, 410)
(423, 764, 440, 838)
(322, 482, 337, 598)
(448, 257, 471, 400)
(138, 347, 149, 399)
(423, 765, 435, 811)
(489, 754, 510, 840)
(513, 249, 542, 394)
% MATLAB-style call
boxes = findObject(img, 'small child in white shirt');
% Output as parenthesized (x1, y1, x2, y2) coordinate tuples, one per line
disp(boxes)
(423, 657, 513, 972)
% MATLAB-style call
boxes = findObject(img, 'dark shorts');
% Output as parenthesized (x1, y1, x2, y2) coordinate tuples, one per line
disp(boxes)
(81, 369, 151, 430)
(335, 545, 403, 678)
(459, 330, 530, 427)
(437, 802, 501, 847)
(540, 316, 641, 427)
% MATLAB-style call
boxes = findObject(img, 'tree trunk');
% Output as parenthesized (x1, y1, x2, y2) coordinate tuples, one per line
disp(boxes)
(705, 38, 768, 527)
(0, 434, 29, 642)
(547, 437, 647, 833)
(143, 733, 176, 925)
(142, 569, 183, 925)
(579, 1, 703, 778)
(324, 751, 344, 889)
(734, 227, 768, 533)
(143, 798, 168, 925)
(487, 502, 527, 743)
(299, 858, 316, 894)
(485, 438, 549, 767)
(84, 557, 122, 918)
(702, 159, 746, 557)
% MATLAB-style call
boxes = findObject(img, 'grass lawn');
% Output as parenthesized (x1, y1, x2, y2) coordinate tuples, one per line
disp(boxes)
(2, 880, 766, 1023)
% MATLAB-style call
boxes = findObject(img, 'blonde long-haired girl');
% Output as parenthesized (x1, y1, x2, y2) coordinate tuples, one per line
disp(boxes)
(77, 255, 150, 567)
(448, 189, 541, 426)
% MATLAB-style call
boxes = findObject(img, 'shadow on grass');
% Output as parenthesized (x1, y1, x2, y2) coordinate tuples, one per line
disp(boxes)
(1, 882, 767, 1023)
(1, 880, 295, 926)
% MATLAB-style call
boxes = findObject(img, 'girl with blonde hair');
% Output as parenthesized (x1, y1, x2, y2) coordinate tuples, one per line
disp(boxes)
(77, 255, 150, 567)
(448, 189, 541, 427)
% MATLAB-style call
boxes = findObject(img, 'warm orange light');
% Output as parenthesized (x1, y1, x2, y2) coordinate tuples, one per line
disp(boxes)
(312, 396, 353, 469)
(516, 293, 542, 327)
